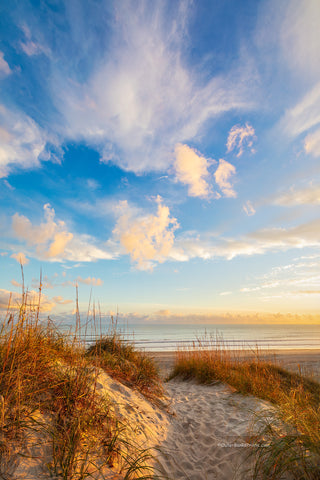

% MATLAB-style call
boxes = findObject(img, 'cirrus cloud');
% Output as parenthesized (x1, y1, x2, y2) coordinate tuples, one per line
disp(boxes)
(0, 51, 11, 76)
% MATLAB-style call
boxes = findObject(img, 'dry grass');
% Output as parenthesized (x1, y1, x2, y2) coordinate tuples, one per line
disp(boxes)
(170, 334, 320, 479)
(0, 280, 165, 479)
(86, 334, 164, 403)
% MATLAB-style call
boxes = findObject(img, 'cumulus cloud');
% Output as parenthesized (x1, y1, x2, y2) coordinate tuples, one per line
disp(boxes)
(304, 128, 320, 157)
(214, 159, 236, 197)
(76, 276, 103, 286)
(243, 201, 256, 216)
(0, 288, 55, 312)
(11, 204, 115, 263)
(113, 196, 179, 270)
(226, 123, 256, 157)
(0, 51, 11, 76)
(0, 105, 50, 178)
(274, 184, 320, 206)
(174, 144, 213, 198)
(10, 252, 29, 265)
(12, 204, 73, 259)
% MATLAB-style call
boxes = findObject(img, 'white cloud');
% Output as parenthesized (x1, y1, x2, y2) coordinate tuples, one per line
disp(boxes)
(170, 218, 320, 263)
(174, 144, 213, 198)
(0, 288, 55, 312)
(304, 128, 320, 157)
(243, 201, 256, 216)
(20, 41, 49, 56)
(113, 196, 179, 270)
(0, 51, 11, 76)
(280, 0, 320, 82)
(10, 252, 29, 265)
(20, 24, 50, 57)
(11, 279, 22, 288)
(214, 159, 236, 198)
(11, 204, 115, 263)
(54, 1, 255, 173)
(226, 123, 256, 157)
(0, 105, 50, 178)
(274, 184, 320, 206)
(52, 295, 73, 305)
(76, 276, 103, 286)
(12, 204, 73, 259)
(281, 81, 320, 138)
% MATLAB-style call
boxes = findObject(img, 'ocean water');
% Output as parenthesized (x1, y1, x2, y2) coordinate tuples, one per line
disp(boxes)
(59, 320, 320, 351)
(120, 323, 320, 351)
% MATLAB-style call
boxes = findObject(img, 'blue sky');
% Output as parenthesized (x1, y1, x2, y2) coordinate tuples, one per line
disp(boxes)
(1, 0, 320, 324)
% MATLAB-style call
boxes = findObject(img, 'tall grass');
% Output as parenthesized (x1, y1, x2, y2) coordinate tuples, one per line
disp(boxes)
(0, 280, 165, 479)
(170, 334, 320, 479)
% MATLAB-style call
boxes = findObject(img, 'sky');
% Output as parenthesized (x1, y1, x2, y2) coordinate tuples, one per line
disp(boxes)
(0, 0, 320, 324)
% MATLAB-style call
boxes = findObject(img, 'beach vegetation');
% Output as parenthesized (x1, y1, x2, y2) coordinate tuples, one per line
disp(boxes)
(170, 335, 320, 479)
(0, 279, 165, 479)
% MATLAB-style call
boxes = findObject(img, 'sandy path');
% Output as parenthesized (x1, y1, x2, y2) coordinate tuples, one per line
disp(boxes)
(156, 379, 269, 480)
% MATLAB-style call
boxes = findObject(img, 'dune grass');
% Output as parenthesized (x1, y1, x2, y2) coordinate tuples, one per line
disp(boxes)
(170, 335, 320, 479)
(86, 334, 164, 403)
(0, 283, 165, 479)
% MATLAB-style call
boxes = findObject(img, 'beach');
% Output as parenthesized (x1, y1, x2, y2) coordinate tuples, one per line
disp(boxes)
(149, 348, 320, 381)
(3, 333, 320, 479)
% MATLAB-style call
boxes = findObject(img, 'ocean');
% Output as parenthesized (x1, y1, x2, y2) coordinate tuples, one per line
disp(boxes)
(57, 319, 320, 351)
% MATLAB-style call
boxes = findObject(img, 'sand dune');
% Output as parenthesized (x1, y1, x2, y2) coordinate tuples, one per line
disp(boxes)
(9, 347, 319, 479)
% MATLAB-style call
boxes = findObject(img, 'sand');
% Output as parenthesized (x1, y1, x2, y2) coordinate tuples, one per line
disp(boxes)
(7, 349, 320, 479)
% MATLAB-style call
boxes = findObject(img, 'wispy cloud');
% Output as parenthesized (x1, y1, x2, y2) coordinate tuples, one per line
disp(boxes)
(20, 24, 50, 57)
(226, 123, 256, 157)
(304, 127, 320, 157)
(113, 196, 179, 270)
(0, 105, 50, 178)
(171, 218, 320, 262)
(281, 81, 320, 138)
(273, 184, 320, 206)
(243, 201, 256, 216)
(0, 51, 11, 76)
(174, 144, 213, 198)
(279, 0, 320, 82)
(214, 159, 236, 197)
(53, 1, 255, 174)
